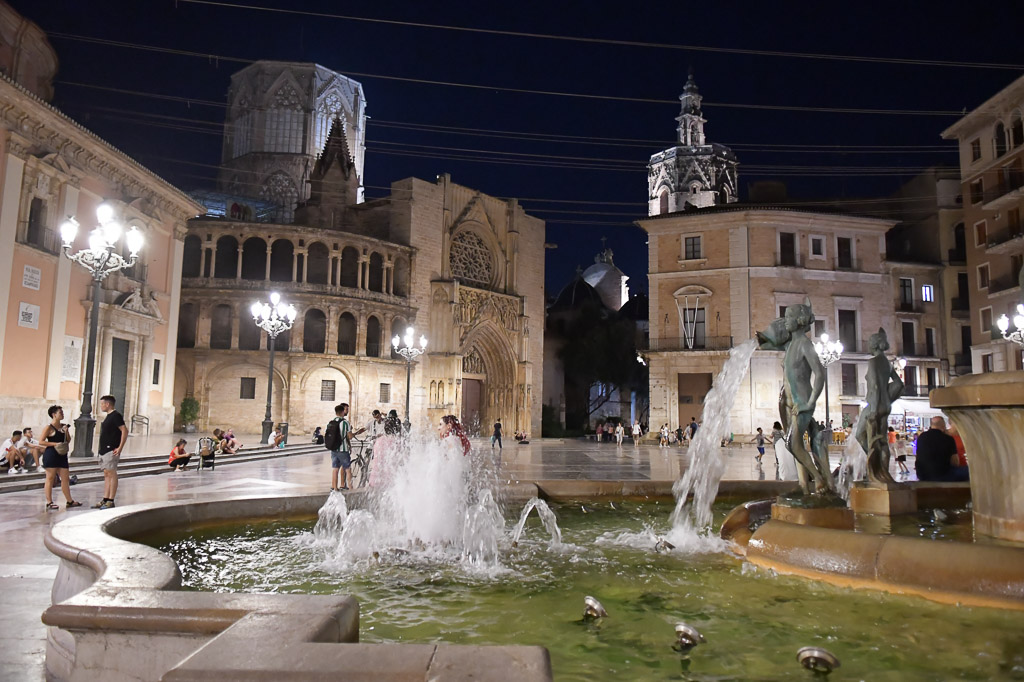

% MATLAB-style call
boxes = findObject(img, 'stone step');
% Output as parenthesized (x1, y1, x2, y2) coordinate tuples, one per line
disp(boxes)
(0, 443, 327, 495)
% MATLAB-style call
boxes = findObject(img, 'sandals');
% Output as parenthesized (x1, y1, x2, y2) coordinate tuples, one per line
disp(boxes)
(66, 500, 82, 508)
(45, 502, 59, 510)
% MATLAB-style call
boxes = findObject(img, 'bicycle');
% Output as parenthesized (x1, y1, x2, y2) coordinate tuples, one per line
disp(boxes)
(349, 436, 375, 489)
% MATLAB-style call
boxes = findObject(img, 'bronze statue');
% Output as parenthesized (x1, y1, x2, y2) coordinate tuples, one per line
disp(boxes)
(757, 299, 836, 495)
(856, 328, 904, 486)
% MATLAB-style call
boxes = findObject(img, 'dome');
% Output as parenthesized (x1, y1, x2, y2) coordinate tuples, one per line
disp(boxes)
(619, 293, 649, 321)
(550, 272, 602, 312)
(582, 261, 628, 311)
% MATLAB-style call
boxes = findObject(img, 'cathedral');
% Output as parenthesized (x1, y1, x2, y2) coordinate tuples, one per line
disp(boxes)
(647, 71, 739, 214)
(175, 62, 544, 437)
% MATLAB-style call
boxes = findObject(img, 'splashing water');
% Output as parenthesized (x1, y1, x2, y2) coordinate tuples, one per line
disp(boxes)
(837, 411, 868, 501)
(670, 339, 758, 536)
(312, 431, 506, 571)
(511, 497, 563, 547)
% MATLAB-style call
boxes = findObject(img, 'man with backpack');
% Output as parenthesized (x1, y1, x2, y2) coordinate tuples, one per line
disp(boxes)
(324, 403, 352, 491)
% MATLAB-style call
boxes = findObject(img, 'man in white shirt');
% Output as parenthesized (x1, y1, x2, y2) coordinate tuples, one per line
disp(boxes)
(1, 430, 27, 473)
(17, 426, 43, 469)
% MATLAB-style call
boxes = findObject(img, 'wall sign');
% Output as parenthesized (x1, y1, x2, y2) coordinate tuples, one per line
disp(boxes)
(62, 336, 83, 382)
(22, 265, 41, 290)
(18, 302, 40, 330)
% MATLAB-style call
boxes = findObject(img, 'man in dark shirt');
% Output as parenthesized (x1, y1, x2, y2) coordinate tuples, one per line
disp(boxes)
(915, 416, 969, 482)
(95, 395, 128, 509)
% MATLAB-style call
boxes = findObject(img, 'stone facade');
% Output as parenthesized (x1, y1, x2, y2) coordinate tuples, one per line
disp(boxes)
(0, 6, 202, 436)
(941, 74, 1024, 374)
(637, 207, 951, 435)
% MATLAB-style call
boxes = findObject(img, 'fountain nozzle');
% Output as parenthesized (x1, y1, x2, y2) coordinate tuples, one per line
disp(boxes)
(673, 622, 705, 652)
(797, 647, 840, 674)
(583, 596, 608, 619)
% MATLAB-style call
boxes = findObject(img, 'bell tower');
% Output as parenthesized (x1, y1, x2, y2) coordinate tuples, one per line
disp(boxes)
(676, 70, 706, 147)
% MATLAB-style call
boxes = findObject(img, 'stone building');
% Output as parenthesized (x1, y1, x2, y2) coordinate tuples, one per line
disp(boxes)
(217, 61, 367, 222)
(647, 71, 739, 215)
(0, 1, 202, 433)
(941, 74, 1024, 373)
(638, 205, 950, 435)
(177, 69, 544, 436)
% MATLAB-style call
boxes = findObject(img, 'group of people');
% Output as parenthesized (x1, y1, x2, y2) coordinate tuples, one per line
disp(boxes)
(658, 418, 700, 448)
(324, 404, 403, 492)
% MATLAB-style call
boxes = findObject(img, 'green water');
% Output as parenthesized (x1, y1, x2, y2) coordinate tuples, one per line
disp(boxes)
(150, 503, 1024, 680)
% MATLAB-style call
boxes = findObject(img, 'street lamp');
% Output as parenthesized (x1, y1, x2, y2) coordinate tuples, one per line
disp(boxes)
(996, 304, 1024, 348)
(813, 333, 843, 432)
(251, 292, 296, 444)
(60, 204, 144, 457)
(392, 326, 427, 432)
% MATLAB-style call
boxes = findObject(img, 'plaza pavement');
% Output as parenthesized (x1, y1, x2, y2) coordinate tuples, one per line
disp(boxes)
(0, 435, 851, 680)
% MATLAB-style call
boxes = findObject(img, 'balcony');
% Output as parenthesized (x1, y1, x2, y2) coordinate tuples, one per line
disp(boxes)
(901, 384, 944, 398)
(642, 336, 734, 352)
(981, 172, 1024, 211)
(833, 256, 862, 272)
(775, 254, 805, 268)
(181, 277, 407, 306)
(840, 382, 866, 397)
(985, 225, 1024, 256)
(987, 276, 1021, 296)
(947, 248, 967, 266)
(896, 300, 925, 314)
(953, 353, 972, 373)
(897, 342, 938, 358)
(950, 297, 970, 318)
(20, 227, 61, 256)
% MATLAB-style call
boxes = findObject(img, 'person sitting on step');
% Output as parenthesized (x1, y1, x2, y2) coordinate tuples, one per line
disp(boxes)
(168, 439, 191, 471)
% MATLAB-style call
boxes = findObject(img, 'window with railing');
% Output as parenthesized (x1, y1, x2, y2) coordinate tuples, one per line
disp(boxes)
(320, 380, 336, 402)
(899, 278, 913, 306)
(23, 197, 60, 255)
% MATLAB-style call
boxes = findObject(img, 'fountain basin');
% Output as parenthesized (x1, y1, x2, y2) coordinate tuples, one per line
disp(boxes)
(932, 371, 1024, 542)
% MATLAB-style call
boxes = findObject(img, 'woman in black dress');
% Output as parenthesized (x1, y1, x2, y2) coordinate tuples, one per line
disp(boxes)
(41, 405, 80, 510)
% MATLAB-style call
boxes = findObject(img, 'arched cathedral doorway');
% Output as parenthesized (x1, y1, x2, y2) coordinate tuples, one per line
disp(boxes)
(460, 323, 518, 436)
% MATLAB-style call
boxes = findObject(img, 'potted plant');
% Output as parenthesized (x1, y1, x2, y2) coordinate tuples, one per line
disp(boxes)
(179, 396, 200, 433)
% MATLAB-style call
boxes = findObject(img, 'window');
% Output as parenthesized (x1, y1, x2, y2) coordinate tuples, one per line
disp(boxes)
(904, 366, 918, 393)
(927, 367, 938, 390)
(449, 231, 494, 287)
(981, 353, 993, 373)
(970, 139, 982, 162)
(682, 308, 706, 348)
(1012, 254, 1024, 282)
(995, 122, 1007, 158)
(836, 237, 853, 269)
(970, 180, 984, 205)
(813, 319, 826, 338)
(659, 192, 669, 214)
(320, 380, 336, 402)
(925, 328, 936, 357)
(380, 383, 391, 403)
(899, 278, 913, 305)
(921, 284, 934, 302)
(840, 363, 857, 395)
(975, 221, 987, 247)
(810, 236, 825, 258)
(978, 264, 990, 289)
(778, 305, 787, 318)
(837, 309, 857, 351)
(239, 377, 256, 400)
(152, 358, 162, 386)
(980, 307, 993, 333)
(684, 235, 702, 260)
(779, 232, 797, 266)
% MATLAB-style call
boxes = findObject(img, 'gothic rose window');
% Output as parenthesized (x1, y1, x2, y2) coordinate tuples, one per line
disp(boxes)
(260, 171, 298, 223)
(449, 230, 494, 288)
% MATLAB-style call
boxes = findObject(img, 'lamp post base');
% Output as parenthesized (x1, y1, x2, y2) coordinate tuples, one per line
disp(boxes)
(71, 414, 96, 458)
(261, 419, 273, 445)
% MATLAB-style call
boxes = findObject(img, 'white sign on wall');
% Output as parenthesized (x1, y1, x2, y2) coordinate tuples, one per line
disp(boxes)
(62, 336, 83, 382)
(22, 265, 41, 290)
(18, 302, 40, 330)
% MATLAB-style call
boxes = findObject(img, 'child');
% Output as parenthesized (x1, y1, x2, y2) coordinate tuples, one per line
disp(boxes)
(168, 439, 191, 471)
(750, 427, 766, 462)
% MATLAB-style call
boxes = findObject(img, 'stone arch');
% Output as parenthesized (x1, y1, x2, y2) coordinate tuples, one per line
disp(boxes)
(307, 241, 330, 284)
(337, 312, 357, 355)
(460, 320, 518, 430)
(658, 191, 669, 214)
(182, 235, 202, 278)
(206, 360, 287, 429)
(238, 312, 262, 350)
(214, 236, 238, 278)
(270, 239, 294, 281)
(241, 237, 267, 280)
(368, 251, 384, 292)
(366, 315, 382, 357)
(177, 303, 197, 348)
(393, 255, 410, 297)
(298, 361, 355, 392)
(340, 246, 359, 288)
(303, 308, 327, 353)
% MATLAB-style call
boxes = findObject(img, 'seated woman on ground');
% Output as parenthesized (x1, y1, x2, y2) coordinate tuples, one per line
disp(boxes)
(222, 428, 242, 451)
(168, 439, 191, 471)
(312, 426, 324, 445)
(212, 429, 236, 454)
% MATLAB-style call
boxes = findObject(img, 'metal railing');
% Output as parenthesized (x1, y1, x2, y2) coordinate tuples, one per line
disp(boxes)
(986, 225, 1024, 250)
(953, 353, 971, 370)
(642, 336, 735, 352)
(896, 300, 925, 314)
(950, 297, 970, 316)
(901, 384, 944, 398)
(22, 227, 61, 255)
(947, 248, 967, 265)
(988, 276, 1020, 294)
(775, 254, 804, 268)
(983, 172, 1024, 205)
(833, 256, 862, 271)
(897, 342, 938, 358)
(840, 382, 866, 397)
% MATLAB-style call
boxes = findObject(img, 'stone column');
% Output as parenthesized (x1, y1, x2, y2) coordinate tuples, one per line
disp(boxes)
(292, 252, 298, 282)
(325, 306, 338, 354)
(199, 246, 207, 278)
(0, 137, 27, 386)
(265, 247, 272, 280)
(236, 247, 243, 279)
(97, 326, 112, 397)
(357, 256, 365, 289)
(136, 333, 153, 417)
(196, 303, 213, 348)
(355, 311, 367, 356)
(385, 264, 394, 295)
(45, 182, 79, 399)
(300, 251, 308, 284)
(230, 303, 240, 350)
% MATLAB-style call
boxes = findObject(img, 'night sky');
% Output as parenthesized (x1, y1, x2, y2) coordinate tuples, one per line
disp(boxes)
(15, 0, 1024, 296)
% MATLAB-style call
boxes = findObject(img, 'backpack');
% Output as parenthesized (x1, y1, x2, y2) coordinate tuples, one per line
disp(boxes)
(324, 418, 341, 451)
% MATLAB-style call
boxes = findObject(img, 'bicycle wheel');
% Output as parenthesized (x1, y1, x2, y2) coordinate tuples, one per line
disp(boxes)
(358, 448, 373, 488)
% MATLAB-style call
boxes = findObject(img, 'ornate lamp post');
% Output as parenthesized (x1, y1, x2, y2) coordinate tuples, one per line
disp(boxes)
(250, 292, 296, 444)
(391, 326, 427, 432)
(59, 204, 144, 457)
(813, 333, 843, 431)
(997, 304, 1024, 348)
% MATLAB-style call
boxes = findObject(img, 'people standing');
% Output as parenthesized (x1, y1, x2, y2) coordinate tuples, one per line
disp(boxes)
(631, 420, 642, 447)
(41, 405, 79, 510)
(659, 424, 669, 447)
(688, 417, 699, 441)
(772, 420, 798, 481)
(614, 422, 624, 446)
(325, 403, 352, 491)
(492, 420, 503, 450)
(595, 422, 604, 444)
(94, 395, 127, 509)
